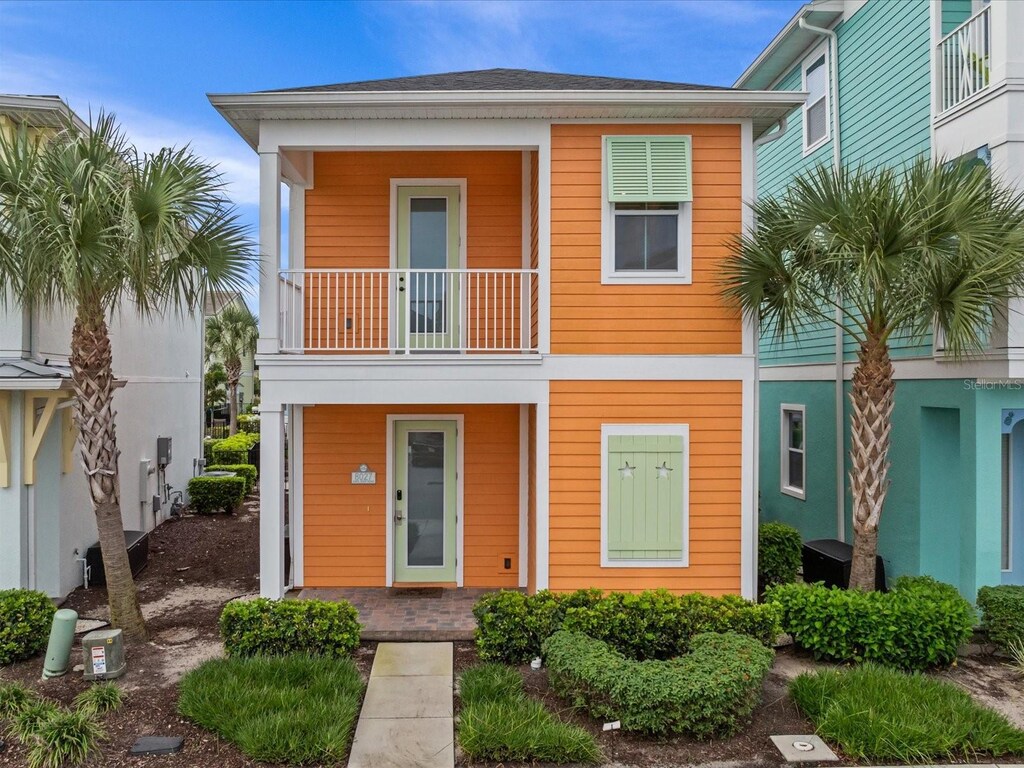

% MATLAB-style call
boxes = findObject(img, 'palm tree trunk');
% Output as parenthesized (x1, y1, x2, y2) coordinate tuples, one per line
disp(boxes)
(847, 326, 894, 591)
(226, 359, 241, 436)
(70, 305, 148, 640)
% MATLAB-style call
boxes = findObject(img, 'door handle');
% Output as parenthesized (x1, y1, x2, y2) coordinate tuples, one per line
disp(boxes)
(395, 510, 404, 523)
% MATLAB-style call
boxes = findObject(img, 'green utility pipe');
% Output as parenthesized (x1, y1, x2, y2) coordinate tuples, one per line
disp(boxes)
(42, 609, 78, 679)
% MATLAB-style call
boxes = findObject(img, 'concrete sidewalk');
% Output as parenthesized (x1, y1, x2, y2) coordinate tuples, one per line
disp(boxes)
(347, 642, 454, 768)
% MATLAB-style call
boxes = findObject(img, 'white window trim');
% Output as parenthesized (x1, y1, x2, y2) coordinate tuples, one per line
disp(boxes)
(801, 44, 831, 156)
(600, 423, 690, 568)
(600, 136, 693, 285)
(781, 404, 807, 500)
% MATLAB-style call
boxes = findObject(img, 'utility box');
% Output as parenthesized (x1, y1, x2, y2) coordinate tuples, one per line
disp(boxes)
(157, 436, 172, 467)
(802, 539, 886, 591)
(82, 628, 126, 680)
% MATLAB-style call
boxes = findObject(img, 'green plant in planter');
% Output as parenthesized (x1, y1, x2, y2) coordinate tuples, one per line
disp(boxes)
(0, 589, 57, 665)
(187, 476, 246, 514)
(758, 521, 802, 588)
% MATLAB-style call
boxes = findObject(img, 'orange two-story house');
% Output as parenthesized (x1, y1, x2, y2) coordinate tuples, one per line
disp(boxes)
(210, 69, 802, 600)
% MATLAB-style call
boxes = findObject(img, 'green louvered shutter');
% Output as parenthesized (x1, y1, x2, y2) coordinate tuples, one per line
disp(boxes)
(607, 434, 685, 561)
(606, 136, 693, 203)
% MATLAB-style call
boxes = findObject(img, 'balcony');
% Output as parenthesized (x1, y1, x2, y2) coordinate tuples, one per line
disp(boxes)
(279, 268, 538, 355)
(937, 5, 991, 114)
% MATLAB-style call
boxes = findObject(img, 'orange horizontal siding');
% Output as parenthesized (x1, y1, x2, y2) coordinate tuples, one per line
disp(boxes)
(547, 380, 742, 595)
(550, 123, 743, 355)
(302, 404, 520, 588)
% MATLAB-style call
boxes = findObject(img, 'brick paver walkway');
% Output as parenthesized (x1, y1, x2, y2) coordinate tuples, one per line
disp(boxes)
(297, 587, 495, 640)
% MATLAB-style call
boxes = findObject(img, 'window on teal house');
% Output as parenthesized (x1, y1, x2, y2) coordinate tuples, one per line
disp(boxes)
(781, 405, 806, 499)
(802, 46, 830, 154)
(602, 136, 692, 285)
(601, 424, 689, 567)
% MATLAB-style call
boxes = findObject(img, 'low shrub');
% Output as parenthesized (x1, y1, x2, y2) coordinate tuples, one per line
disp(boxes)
(26, 708, 104, 768)
(212, 432, 259, 465)
(758, 522, 802, 588)
(219, 598, 361, 658)
(187, 476, 246, 514)
(205, 464, 257, 494)
(473, 588, 778, 664)
(767, 576, 974, 671)
(457, 664, 601, 764)
(0, 589, 56, 665)
(237, 414, 260, 434)
(542, 630, 774, 738)
(179, 655, 363, 764)
(977, 585, 1024, 653)
(202, 437, 218, 464)
(790, 664, 1024, 761)
(73, 683, 123, 717)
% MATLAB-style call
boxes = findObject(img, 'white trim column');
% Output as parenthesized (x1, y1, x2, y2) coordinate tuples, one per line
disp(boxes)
(288, 405, 304, 588)
(534, 400, 550, 590)
(740, 376, 756, 599)
(518, 404, 529, 587)
(259, 404, 286, 598)
(537, 131, 552, 356)
(288, 184, 305, 270)
(258, 151, 282, 355)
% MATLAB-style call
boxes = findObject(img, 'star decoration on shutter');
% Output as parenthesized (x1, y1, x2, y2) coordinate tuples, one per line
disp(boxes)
(655, 461, 673, 479)
(618, 461, 635, 479)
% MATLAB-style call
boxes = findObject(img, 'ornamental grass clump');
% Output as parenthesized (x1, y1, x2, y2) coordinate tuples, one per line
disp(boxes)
(73, 683, 123, 717)
(26, 709, 104, 768)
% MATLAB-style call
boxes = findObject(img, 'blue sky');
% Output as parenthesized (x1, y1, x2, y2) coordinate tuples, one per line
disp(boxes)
(0, 0, 800, 296)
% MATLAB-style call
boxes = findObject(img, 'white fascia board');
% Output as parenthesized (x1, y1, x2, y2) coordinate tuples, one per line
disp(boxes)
(0, 95, 89, 133)
(760, 356, 1014, 381)
(733, 5, 843, 90)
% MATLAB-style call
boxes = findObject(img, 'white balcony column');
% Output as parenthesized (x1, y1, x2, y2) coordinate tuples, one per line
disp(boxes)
(990, 1, 1023, 86)
(533, 400, 550, 591)
(258, 151, 282, 355)
(259, 403, 286, 598)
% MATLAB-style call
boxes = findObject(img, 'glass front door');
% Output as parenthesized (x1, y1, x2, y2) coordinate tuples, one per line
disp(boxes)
(395, 186, 461, 351)
(394, 420, 458, 582)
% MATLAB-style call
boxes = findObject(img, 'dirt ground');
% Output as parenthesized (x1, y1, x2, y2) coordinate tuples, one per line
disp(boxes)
(2, 493, 1023, 768)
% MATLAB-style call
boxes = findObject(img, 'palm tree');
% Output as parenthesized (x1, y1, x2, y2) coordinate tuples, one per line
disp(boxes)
(205, 303, 257, 435)
(723, 159, 1024, 591)
(0, 114, 252, 639)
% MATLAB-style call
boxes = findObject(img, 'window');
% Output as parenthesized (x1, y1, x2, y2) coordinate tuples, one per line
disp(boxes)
(802, 47, 830, 153)
(602, 136, 693, 284)
(781, 405, 806, 499)
(600, 424, 689, 567)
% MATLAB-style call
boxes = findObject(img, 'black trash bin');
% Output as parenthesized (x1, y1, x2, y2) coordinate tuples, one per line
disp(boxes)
(85, 530, 150, 587)
(802, 538, 886, 591)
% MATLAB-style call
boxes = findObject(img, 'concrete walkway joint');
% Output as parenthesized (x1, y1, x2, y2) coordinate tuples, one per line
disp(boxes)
(347, 642, 454, 768)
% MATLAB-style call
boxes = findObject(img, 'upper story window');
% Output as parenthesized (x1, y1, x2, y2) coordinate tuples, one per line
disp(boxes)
(781, 404, 806, 499)
(802, 46, 830, 154)
(602, 136, 693, 285)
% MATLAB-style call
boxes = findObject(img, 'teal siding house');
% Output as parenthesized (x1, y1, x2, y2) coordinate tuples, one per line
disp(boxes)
(737, 0, 1024, 596)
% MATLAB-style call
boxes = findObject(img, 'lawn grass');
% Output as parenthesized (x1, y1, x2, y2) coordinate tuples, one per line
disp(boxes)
(178, 654, 364, 765)
(790, 663, 1024, 762)
(457, 663, 601, 764)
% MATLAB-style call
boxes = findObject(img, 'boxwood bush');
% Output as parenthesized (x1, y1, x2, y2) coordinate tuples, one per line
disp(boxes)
(0, 589, 56, 665)
(767, 576, 974, 670)
(220, 598, 361, 658)
(211, 432, 259, 465)
(205, 464, 257, 494)
(202, 437, 218, 464)
(473, 588, 779, 664)
(187, 476, 246, 514)
(543, 630, 774, 738)
(976, 585, 1024, 653)
(758, 521, 802, 588)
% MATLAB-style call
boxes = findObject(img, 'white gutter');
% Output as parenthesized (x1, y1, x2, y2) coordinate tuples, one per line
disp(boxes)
(799, 13, 846, 543)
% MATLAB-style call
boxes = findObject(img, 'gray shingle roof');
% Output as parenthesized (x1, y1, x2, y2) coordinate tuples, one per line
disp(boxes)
(262, 68, 729, 94)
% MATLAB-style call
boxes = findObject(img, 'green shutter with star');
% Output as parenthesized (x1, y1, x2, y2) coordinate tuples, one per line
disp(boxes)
(607, 434, 685, 560)
(606, 136, 693, 203)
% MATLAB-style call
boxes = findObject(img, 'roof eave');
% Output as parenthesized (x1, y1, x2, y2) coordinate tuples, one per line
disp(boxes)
(733, 4, 844, 90)
(0, 94, 90, 134)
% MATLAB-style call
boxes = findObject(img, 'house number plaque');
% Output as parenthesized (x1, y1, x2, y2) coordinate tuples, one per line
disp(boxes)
(351, 464, 376, 484)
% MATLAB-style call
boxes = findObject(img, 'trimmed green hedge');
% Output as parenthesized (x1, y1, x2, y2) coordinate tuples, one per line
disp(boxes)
(543, 630, 774, 738)
(220, 598, 361, 658)
(767, 576, 974, 670)
(473, 588, 779, 664)
(977, 585, 1024, 653)
(237, 415, 260, 434)
(758, 522, 802, 588)
(211, 432, 259, 465)
(187, 476, 246, 514)
(205, 464, 257, 494)
(202, 437, 218, 464)
(0, 590, 55, 666)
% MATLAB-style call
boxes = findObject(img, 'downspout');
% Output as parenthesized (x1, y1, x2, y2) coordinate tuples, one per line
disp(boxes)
(799, 13, 846, 543)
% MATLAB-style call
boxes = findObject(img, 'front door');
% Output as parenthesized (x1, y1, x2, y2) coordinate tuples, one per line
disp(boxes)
(394, 420, 458, 583)
(395, 186, 461, 351)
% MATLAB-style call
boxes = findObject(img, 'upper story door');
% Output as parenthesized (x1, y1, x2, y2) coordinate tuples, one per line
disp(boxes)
(395, 185, 461, 351)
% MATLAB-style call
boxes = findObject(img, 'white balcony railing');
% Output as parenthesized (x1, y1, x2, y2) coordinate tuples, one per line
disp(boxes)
(938, 5, 991, 113)
(279, 268, 538, 354)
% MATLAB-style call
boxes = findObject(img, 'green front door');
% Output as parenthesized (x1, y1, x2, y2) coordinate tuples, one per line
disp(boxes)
(395, 186, 461, 351)
(394, 420, 458, 582)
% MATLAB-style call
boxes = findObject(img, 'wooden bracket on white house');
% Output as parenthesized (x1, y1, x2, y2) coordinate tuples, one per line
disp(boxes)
(0, 392, 10, 488)
(23, 391, 70, 485)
